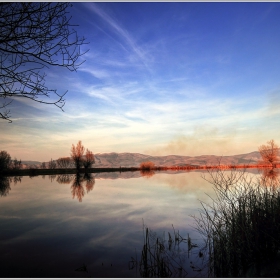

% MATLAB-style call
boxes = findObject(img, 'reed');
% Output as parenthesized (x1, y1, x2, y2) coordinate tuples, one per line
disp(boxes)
(128, 224, 206, 277)
(193, 168, 280, 277)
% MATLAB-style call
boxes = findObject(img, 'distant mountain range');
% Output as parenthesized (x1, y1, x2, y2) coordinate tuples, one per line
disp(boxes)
(22, 151, 262, 168)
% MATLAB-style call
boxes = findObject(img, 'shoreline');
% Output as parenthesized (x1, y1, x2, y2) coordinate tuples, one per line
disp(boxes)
(1, 164, 278, 177)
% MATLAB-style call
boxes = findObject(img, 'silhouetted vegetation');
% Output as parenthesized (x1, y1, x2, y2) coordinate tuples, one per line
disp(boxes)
(48, 158, 57, 169)
(10, 158, 22, 170)
(0, 151, 11, 170)
(129, 224, 206, 277)
(0, 3, 87, 122)
(71, 141, 95, 171)
(56, 157, 74, 168)
(0, 176, 10, 196)
(83, 149, 95, 169)
(0, 151, 22, 171)
(0, 175, 22, 196)
(193, 168, 280, 277)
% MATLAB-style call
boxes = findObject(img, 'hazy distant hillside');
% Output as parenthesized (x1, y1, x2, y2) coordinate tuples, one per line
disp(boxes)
(94, 151, 261, 168)
(22, 151, 262, 169)
(21, 160, 42, 169)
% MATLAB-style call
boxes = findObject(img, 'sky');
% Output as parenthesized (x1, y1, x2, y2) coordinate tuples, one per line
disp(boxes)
(1, 2, 280, 161)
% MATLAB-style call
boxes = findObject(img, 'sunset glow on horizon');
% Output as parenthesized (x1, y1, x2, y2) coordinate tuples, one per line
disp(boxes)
(1, 2, 280, 161)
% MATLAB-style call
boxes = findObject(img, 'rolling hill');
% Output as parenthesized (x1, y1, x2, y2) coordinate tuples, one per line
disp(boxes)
(22, 151, 261, 169)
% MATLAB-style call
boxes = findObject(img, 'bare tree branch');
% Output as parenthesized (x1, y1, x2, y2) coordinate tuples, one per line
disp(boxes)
(0, 2, 88, 122)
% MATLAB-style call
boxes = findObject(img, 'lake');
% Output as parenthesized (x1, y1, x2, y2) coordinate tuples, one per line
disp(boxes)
(0, 169, 263, 277)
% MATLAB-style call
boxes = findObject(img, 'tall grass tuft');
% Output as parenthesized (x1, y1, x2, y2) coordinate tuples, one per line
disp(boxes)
(193, 168, 280, 277)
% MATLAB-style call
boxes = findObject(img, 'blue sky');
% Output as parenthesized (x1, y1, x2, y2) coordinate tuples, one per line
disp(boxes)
(1, 2, 280, 161)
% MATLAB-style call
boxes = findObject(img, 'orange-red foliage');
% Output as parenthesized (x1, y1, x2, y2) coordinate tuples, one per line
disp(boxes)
(71, 140, 85, 159)
(71, 140, 85, 169)
(260, 167, 280, 189)
(85, 178, 95, 193)
(140, 161, 155, 170)
(70, 173, 95, 202)
(258, 140, 279, 166)
(71, 183, 84, 202)
(140, 169, 155, 178)
(83, 149, 95, 168)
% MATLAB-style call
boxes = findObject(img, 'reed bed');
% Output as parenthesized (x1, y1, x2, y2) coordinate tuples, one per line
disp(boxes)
(129, 224, 208, 278)
(193, 168, 280, 277)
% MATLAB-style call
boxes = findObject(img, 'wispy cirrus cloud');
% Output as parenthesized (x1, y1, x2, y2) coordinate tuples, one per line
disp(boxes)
(84, 2, 153, 73)
(79, 67, 111, 80)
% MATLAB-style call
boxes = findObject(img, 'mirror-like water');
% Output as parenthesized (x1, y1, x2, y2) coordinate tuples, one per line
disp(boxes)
(0, 169, 263, 277)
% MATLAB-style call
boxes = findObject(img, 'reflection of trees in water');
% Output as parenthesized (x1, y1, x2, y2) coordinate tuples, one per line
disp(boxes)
(84, 173, 95, 193)
(56, 173, 95, 202)
(0, 176, 22, 197)
(57, 174, 74, 184)
(48, 174, 57, 182)
(259, 168, 280, 189)
(0, 177, 11, 196)
(71, 173, 85, 202)
(71, 173, 95, 202)
(140, 169, 155, 178)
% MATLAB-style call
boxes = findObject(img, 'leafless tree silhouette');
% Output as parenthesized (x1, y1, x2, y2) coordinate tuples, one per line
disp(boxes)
(83, 149, 95, 169)
(56, 157, 74, 168)
(48, 158, 57, 169)
(0, 3, 87, 122)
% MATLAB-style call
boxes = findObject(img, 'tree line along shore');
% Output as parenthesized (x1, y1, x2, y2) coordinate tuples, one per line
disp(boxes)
(1, 140, 279, 177)
(1, 163, 279, 177)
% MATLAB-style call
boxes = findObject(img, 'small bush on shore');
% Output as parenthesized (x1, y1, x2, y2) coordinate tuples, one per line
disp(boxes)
(140, 161, 155, 170)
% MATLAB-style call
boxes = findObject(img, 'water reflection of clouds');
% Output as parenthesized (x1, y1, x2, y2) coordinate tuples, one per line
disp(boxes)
(0, 172, 220, 277)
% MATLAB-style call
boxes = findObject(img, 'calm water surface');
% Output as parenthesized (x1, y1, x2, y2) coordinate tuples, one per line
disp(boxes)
(0, 170, 260, 277)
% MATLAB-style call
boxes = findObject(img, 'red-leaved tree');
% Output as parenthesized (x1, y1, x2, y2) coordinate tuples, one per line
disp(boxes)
(71, 141, 85, 170)
(258, 140, 279, 167)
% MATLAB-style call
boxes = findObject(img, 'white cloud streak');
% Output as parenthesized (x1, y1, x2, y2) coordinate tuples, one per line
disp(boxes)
(84, 3, 153, 73)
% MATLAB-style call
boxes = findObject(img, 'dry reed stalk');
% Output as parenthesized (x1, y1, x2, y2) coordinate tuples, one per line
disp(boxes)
(193, 168, 280, 277)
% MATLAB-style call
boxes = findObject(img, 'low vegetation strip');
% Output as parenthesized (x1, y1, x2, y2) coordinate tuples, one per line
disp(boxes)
(0, 167, 139, 176)
(1, 164, 279, 177)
